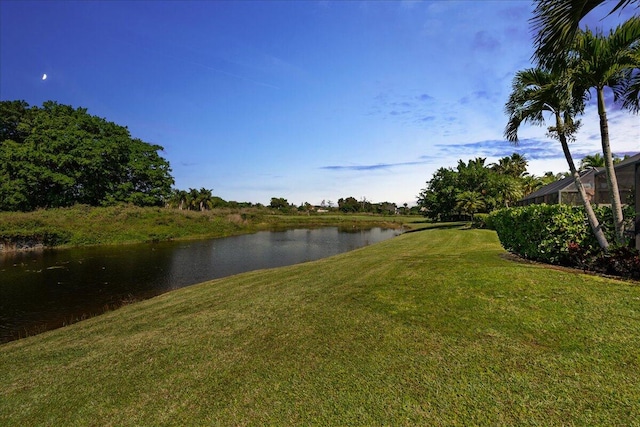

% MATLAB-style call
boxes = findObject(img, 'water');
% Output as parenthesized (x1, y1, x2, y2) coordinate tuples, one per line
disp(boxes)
(0, 227, 400, 343)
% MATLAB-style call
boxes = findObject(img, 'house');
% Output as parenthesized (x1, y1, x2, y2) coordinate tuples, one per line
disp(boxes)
(515, 153, 639, 249)
(593, 153, 640, 206)
(629, 154, 640, 250)
(516, 168, 598, 206)
(637, 157, 640, 250)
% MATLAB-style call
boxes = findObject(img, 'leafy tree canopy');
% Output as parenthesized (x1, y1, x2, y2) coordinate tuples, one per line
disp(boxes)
(269, 197, 291, 210)
(338, 196, 360, 213)
(417, 153, 553, 221)
(0, 100, 174, 211)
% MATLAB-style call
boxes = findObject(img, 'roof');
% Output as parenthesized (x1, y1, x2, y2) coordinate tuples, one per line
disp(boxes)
(519, 152, 640, 203)
(594, 152, 640, 176)
(519, 169, 596, 202)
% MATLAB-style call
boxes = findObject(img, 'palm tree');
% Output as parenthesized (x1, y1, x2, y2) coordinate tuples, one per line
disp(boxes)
(196, 188, 213, 211)
(579, 152, 606, 169)
(491, 157, 512, 176)
(505, 67, 609, 249)
(491, 153, 529, 178)
(493, 176, 524, 208)
(455, 191, 485, 220)
(187, 188, 200, 211)
(618, 67, 640, 111)
(531, 0, 639, 69)
(508, 153, 529, 177)
(521, 174, 544, 196)
(571, 18, 640, 244)
(167, 189, 188, 210)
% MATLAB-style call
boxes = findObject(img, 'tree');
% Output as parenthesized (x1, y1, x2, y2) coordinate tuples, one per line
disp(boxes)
(521, 174, 546, 196)
(579, 152, 606, 169)
(195, 188, 213, 211)
(300, 202, 313, 214)
(211, 196, 228, 208)
(110, 137, 174, 207)
(531, 0, 639, 69)
(491, 153, 529, 178)
(375, 202, 397, 215)
(0, 100, 31, 143)
(186, 188, 200, 210)
(417, 167, 460, 221)
(0, 100, 173, 211)
(417, 153, 547, 220)
(168, 189, 188, 210)
(455, 191, 485, 220)
(270, 197, 289, 210)
(579, 153, 627, 171)
(618, 67, 640, 111)
(359, 197, 372, 212)
(491, 175, 523, 208)
(505, 67, 609, 249)
(570, 18, 640, 244)
(338, 197, 360, 213)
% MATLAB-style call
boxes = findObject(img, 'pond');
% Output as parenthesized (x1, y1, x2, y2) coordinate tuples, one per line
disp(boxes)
(0, 227, 400, 343)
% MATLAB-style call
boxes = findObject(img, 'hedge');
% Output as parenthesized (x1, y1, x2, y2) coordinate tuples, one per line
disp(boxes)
(488, 204, 618, 265)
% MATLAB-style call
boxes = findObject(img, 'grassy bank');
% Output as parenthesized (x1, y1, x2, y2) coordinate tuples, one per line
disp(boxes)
(1, 227, 639, 425)
(0, 204, 417, 250)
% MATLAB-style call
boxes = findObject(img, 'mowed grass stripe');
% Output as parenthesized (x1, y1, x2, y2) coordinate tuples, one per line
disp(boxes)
(1, 228, 639, 426)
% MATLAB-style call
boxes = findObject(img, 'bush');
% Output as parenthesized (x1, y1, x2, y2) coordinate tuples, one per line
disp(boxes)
(490, 204, 595, 264)
(596, 246, 640, 279)
(489, 204, 639, 278)
(472, 213, 490, 229)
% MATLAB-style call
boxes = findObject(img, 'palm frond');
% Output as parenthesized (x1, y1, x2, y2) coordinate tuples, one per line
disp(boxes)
(619, 68, 640, 112)
(531, 0, 640, 69)
(572, 17, 640, 108)
(505, 65, 585, 144)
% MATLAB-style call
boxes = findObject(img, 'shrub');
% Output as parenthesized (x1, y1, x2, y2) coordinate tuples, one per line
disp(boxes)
(596, 246, 640, 280)
(489, 204, 639, 278)
(489, 204, 604, 265)
(472, 213, 490, 229)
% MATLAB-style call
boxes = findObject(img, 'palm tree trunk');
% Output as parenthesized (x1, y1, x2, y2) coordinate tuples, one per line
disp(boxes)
(557, 113, 609, 249)
(597, 87, 625, 244)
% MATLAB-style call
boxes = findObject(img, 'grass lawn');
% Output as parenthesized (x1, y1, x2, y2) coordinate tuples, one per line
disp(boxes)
(1, 227, 639, 425)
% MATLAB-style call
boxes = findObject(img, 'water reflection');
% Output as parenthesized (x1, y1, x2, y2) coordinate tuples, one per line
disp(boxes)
(0, 227, 399, 343)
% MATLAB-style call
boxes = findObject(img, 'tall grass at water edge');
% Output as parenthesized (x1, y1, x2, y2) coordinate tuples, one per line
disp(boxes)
(0, 204, 413, 249)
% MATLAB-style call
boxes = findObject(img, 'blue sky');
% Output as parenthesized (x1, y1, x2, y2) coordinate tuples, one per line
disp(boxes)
(1, 1, 638, 206)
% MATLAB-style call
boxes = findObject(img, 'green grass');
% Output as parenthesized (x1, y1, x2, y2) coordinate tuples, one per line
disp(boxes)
(2, 227, 639, 425)
(0, 205, 417, 248)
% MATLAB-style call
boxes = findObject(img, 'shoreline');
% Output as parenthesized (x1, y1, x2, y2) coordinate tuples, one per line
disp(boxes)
(0, 205, 414, 254)
(0, 239, 46, 253)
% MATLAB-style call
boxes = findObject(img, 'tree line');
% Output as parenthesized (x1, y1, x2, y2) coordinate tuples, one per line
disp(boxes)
(417, 150, 634, 222)
(335, 197, 399, 214)
(418, 153, 556, 221)
(0, 101, 415, 215)
(0, 100, 174, 211)
(166, 188, 262, 211)
(267, 197, 409, 215)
